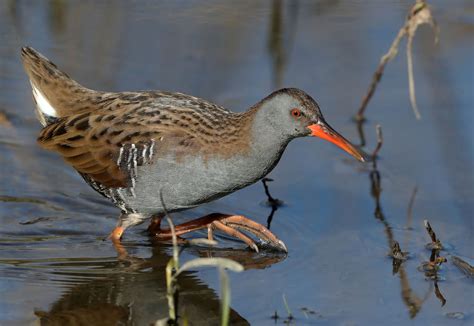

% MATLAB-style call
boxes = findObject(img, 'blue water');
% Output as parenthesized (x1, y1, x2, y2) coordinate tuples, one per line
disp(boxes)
(0, 1, 473, 325)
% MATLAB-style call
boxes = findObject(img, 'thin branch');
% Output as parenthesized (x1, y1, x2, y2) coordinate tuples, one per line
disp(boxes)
(356, 26, 406, 121)
(355, 118, 367, 147)
(371, 124, 383, 181)
(356, 0, 438, 121)
(372, 124, 383, 160)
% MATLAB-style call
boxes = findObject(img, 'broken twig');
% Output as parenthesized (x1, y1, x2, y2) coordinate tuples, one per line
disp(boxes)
(391, 241, 409, 274)
(356, 0, 439, 121)
(424, 219, 443, 250)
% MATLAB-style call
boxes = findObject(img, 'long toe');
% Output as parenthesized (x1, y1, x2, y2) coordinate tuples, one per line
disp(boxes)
(220, 215, 288, 253)
(212, 220, 259, 252)
(149, 213, 288, 252)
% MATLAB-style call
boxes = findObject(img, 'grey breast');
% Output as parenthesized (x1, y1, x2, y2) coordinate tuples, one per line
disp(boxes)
(122, 140, 287, 216)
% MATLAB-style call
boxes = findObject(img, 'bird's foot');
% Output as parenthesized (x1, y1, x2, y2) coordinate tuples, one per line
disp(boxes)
(106, 226, 128, 258)
(105, 225, 134, 260)
(148, 213, 288, 253)
(108, 226, 125, 241)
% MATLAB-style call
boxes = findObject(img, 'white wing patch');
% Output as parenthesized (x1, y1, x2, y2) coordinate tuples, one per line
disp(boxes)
(115, 140, 156, 198)
(31, 83, 57, 118)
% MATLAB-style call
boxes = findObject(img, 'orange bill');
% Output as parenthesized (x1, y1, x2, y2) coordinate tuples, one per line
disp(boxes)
(308, 122, 367, 162)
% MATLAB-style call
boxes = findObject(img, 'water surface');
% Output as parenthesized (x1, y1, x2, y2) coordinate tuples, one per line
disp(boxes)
(0, 1, 473, 325)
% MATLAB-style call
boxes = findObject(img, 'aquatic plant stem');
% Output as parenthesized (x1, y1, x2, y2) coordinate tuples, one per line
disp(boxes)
(220, 267, 231, 326)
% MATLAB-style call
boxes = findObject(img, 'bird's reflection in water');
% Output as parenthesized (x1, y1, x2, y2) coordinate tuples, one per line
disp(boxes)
(35, 242, 286, 325)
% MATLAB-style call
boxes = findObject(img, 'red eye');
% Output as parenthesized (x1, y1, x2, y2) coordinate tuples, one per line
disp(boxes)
(291, 108, 302, 118)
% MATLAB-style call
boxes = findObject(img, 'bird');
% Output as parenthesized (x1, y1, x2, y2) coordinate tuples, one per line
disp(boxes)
(21, 46, 366, 252)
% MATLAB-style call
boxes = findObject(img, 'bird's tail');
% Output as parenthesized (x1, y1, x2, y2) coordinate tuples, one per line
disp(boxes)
(21, 46, 100, 126)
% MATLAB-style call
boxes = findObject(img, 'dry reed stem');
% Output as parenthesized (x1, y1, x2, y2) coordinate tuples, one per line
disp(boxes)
(356, 0, 438, 121)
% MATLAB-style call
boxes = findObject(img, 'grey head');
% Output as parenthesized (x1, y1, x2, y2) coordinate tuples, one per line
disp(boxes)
(250, 88, 366, 162)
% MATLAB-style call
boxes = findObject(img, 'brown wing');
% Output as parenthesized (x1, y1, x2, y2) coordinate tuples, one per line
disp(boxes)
(21, 47, 103, 123)
(38, 107, 201, 188)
